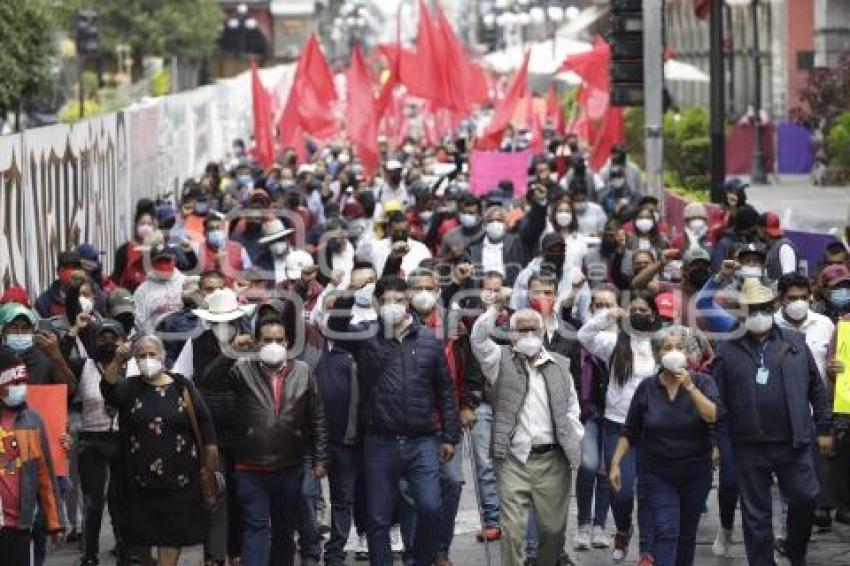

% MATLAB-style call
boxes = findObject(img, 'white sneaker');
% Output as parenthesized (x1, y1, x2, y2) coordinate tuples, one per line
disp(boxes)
(390, 525, 404, 554)
(712, 528, 732, 557)
(591, 525, 610, 548)
(574, 525, 591, 551)
(355, 534, 369, 560)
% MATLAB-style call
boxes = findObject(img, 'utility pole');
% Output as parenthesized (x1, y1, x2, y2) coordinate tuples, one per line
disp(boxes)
(643, 0, 664, 211)
(750, 0, 768, 184)
(709, 0, 726, 202)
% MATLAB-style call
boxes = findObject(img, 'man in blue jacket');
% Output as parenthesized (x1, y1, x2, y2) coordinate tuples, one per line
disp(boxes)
(328, 275, 459, 566)
(713, 278, 832, 566)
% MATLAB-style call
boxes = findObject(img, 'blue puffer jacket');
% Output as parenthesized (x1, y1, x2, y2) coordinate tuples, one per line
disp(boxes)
(330, 297, 460, 445)
(713, 325, 832, 449)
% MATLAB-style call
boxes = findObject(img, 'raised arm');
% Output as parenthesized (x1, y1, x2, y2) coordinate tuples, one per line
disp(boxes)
(471, 305, 504, 386)
(577, 308, 620, 363)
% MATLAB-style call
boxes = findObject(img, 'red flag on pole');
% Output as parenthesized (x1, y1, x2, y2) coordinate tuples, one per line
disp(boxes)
(546, 84, 565, 135)
(476, 51, 530, 150)
(278, 34, 339, 162)
(558, 36, 610, 92)
(250, 61, 275, 168)
(345, 45, 380, 177)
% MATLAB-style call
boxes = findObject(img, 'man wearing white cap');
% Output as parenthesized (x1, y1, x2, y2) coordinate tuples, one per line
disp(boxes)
(257, 219, 295, 285)
(375, 160, 410, 207)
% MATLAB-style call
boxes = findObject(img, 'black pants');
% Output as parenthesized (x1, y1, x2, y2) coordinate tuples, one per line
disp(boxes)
(78, 431, 124, 560)
(734, 443, 819, 566)
(0, 527, 31, 565)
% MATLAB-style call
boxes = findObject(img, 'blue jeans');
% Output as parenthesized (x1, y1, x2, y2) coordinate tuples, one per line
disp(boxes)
(604, 419, 652, 554)
(324, 444, 357, 565)
(716, 432, 739, 531)
(471, 403, 500, 527)
(439, 446, 463, 556)
(638, 456, 712, 566)
(364, 434, 442, 566)
(235, 466, 304, 566)
(734, 443, 819, 566)
(576, 416, 610, 528)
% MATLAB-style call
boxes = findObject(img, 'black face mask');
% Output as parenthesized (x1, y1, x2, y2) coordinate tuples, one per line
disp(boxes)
(94, 343, 118, 364)
(541, 253, 566, 279)
(391, 230, 409, 243)
(116, 314, 135, 336)
(629, 313, 655, 332)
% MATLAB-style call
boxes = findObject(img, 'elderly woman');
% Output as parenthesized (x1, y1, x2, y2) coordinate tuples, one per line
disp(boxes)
(609, 326, 720, 566)
(101, 335, 218, 566)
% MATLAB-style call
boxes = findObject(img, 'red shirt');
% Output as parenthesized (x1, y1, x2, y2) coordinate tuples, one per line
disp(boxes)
(0, 410, 22, 527)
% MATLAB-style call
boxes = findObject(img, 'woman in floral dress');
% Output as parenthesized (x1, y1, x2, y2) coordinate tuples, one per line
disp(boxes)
(101, 334, 217, 566)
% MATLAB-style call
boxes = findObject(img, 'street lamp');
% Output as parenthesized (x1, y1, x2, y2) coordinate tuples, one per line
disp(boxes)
(749, 0, 768, 184)
(228, 3, 258, 59)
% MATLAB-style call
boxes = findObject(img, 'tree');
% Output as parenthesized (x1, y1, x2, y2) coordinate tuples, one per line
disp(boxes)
(790, 51, 850, 133)
(66, 0, 222, 64)
(0, 0, 59, 121)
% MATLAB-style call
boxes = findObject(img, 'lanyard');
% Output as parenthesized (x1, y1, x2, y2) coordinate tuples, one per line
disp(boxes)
(754, 340, 768, 369)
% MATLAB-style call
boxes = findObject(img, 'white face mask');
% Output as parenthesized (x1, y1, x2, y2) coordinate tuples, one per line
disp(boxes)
(555, 212, 573, 228)
(354, 283, 375, 307)
(514, 335, 543, 358)
(739, 265, 763, 279)
(380, 303, 407, 327)
(271, 242, 288, 256)
(411, 291, 438, 313)
(259, 343, 287, 367)
(687, 219, 707, 237)
(2, 384, 27, 407)
(635, 218, 654, 233)
(784, 299, 809, 322)
(744, 312, 774, 334)
(661, 350, 688, 372)
(485, 221, 506, 242)
(137, 358, 163, 379)
(78, 296, 94, 315)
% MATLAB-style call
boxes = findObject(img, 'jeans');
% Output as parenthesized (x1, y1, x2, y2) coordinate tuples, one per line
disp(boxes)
(0, 528, 31, 565)
(438, 444, 463, 556)
(364, 433, 442, 566)
(235, 466, 304, 566)
(734, 443, 819, 566)
(576, 416, 610, 528)
(324, 444, 358, 565)
(638, 456, 712, 566)
(299, 462, 322, 562)
(603, 419, 652, 554)
(716, 432, 739, 531)
(78, 432, 124, 560)
(471, 403, 500, 527)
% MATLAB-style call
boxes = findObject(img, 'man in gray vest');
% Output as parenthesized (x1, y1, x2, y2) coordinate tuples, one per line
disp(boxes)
(759, 212, 801, 281)
(471, 288, 583, 566)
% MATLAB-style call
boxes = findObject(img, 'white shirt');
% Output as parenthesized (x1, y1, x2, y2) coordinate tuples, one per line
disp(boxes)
(79, 359, 118, 432)
(775, 310, 835, 381)
(575, 202, 608, 236)
(368, 237, 432, 279)
(470, 307, 583, 464)
(133, 271, 186, 333)
(778, 243, 798, 276)
(331, 244, 355, 289)
(578, 310, 656, 423)
(273, 255, 287, 284)
(481, 238, 505, 276)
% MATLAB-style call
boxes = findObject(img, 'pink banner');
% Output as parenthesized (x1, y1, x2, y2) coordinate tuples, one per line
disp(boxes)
(470, 150, 531, 198)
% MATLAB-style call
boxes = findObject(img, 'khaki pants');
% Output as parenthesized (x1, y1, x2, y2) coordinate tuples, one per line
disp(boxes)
(497, 449, 572, 566)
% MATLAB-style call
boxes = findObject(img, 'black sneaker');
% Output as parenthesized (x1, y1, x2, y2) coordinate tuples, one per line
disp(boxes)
(79, 557, 99, 566)
(775, 537, 788, 557)
(813, 508, 833, 530)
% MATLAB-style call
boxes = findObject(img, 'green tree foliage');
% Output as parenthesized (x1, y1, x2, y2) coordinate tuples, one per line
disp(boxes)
(68, 0, 222, 60)
(0, 0, 59, 116)
(827, 112, 850, 170)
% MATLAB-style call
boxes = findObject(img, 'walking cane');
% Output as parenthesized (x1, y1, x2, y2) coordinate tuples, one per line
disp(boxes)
(463, 428, 493, 566)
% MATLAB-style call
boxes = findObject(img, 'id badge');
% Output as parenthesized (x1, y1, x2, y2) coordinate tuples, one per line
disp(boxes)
(756, 367, 770, 385)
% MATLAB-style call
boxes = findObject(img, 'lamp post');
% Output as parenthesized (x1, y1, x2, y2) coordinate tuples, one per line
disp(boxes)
(227, 3, 258, 59)
(750, 0, 768, 184)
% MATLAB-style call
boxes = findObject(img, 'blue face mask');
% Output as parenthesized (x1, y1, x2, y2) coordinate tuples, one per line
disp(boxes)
(207, 230, 225, 249)
(5, 333, 33, 352)
(829, 288, 850, 309)
(195, 201, 209, 215)
(238, 174, 253, 187)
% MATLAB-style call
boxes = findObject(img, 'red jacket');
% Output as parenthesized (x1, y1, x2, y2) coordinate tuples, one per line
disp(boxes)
(198, 241, 247, 284)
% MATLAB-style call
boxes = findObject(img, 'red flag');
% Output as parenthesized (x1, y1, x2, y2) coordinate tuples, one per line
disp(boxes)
(345, 45, 380, 177)
(559, 36, 610, 92)
(435, 4, 484, 112)
(398, 2, 445, 103)
(529, 99, 544, 154)
(250, 61, 275, 168)
(546, 84, 565, 135)
(278, 34, 339, 162)
(694, 0, 712, 20)
(589, 106, 625, 170)
(476, 51, 530, 150)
